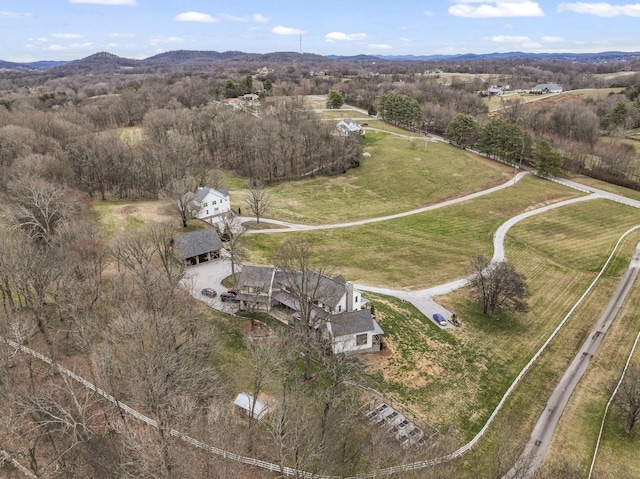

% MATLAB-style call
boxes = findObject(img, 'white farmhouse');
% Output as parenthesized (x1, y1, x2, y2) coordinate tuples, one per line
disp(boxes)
(192, 187, 231, 226)
(235, 265, 383, 355)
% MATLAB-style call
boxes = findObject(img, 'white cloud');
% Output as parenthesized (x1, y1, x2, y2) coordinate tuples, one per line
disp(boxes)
(558, 2, 640, 17)
(252, 13, 270, 23)
(542, 35, 563, 42)
(108, 32, 135, 38)
(325, 32, 367, 42)
(52, 33, 83, 39)
(69, 0, 136, 4)
(368, 43, 393, 50)
(423, 10, 434, 16)
(449, 1, 545, 17)
(46, 42, 92, 51)
(174, 11, 218, 23)
(272, 25, 306, 35)
(488, 34, 532, 42)
(0, 11, 32, 18)
(219, 12, 271, 23)
(399, 37, 411, 42)
(148, 36, 184, 46)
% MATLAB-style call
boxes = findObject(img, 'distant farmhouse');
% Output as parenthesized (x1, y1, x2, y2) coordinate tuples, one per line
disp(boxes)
(531, 83, 563, 94)
(193, 186, 231, 228)
(334, 118, 365, 136)
(236, 265, 383, 355)
(487, 85, 503, 96)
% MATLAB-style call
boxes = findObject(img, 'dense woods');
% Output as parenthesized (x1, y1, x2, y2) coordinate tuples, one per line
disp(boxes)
(1, 50, 640, 477)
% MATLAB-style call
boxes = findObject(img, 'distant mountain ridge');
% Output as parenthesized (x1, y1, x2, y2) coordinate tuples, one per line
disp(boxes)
(2, 49, 640, 72)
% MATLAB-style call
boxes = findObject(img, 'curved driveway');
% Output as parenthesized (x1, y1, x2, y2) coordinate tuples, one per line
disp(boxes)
(184, 165, 640, 477)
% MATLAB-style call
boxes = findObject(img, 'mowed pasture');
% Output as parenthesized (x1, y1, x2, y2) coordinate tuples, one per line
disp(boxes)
(245, 175, 581, 289)
(358, 198, 640, 449)
(263, 130, 515, 225)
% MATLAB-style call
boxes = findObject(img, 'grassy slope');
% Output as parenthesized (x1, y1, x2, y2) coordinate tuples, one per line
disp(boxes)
(245, 175, 580, 289)
(255, 131, 514, 224)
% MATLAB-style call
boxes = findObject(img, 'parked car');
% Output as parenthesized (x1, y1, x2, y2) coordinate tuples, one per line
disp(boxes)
(201, 288, 217, 298)
(433, 313, 447, 326)
(221, 291, 240, 302)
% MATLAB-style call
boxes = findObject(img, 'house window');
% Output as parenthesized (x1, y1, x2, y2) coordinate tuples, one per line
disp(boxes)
(213, 200, 217, 205)
(355, 296, 359, 303)
(356, 333, 368, 346)
(338, 305, 342, 312)
(206, 209, 209, 215)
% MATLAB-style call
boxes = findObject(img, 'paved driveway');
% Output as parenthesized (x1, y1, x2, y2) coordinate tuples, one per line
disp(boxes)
(182, 259, 239, 314)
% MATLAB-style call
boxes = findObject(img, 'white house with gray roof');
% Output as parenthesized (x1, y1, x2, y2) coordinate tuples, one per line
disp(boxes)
(192, 186, 231, 226)
(236, 264, 382, 355)
(327, 309, 384, 355)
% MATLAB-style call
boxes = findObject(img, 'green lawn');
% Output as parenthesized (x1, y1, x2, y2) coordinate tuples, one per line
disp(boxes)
(245, 175, 581, 288)
(256, 130, 515, 225)
(344, 197, 640, 458)
(568, 173, 640, 202)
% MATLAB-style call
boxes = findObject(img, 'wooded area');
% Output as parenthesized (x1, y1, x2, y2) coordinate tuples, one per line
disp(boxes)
(2, 53, 640, 478)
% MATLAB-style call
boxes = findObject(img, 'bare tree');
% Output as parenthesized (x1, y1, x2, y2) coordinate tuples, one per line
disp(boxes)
(274, 238, 330, 381)
(102, 309, 221, 479)
(467, 255, 530, 318)
(219, 215, 247, 284)
(615, 365, 640, 435)
(244, 184, 272, 224)
(3, 177, 84, 247)
(160, 176, 199, 228)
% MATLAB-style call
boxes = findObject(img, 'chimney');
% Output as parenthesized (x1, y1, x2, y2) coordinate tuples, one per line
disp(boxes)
(346, 281, 354, 312)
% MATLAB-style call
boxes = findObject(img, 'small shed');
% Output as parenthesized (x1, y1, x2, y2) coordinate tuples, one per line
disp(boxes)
(172, 228, 223, 266)
(234, 392, 268, 420)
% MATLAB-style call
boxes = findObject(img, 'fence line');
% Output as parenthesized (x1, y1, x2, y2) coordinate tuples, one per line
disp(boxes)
(0, 448, 38, 479)
(2, 227, 639, 478)
(588, 331, 640, 478)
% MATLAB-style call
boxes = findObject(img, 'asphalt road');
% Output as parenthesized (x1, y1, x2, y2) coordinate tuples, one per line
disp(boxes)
(504, 242, 640, 479)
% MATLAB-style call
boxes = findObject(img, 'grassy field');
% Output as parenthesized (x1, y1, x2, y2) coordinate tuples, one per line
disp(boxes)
(341, 198, 640, 455)
(568, 173, 640, 202)
(244, 175, 581, 289)
(259, 130, 515, 225)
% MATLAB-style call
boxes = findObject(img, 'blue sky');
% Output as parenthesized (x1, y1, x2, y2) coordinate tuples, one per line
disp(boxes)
(1, 0, 639, 62)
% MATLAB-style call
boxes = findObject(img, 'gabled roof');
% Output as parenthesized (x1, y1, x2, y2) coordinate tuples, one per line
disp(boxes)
(336, 118, 362, 133)
(238, 265, 275, 290)
(531, 83, 562, 92)
(172, 228, 223, 260)
(328, 309, 382, 337)
(193, 186, 229, 204)
(278, 270, 347, 308)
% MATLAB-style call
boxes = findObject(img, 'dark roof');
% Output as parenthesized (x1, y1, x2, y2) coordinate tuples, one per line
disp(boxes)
(238, 265, 275, 290)
(328, 309, 375, 337)
(193, 186, 230, 203)
(172, 228, 223, 260)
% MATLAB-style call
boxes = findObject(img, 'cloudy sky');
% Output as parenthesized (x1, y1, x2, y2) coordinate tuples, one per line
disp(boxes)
(1, 0, 639, 62)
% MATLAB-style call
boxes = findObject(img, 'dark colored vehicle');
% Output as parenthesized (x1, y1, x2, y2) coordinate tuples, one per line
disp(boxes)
(433, 313, 447, 326)
(201, 288, 217, 298)
(221, 291, 240, 302)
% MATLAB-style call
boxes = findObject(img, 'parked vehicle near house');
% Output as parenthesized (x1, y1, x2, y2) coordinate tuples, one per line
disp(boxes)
(433, 313, 447, 326)
(201, 288, 217, 298)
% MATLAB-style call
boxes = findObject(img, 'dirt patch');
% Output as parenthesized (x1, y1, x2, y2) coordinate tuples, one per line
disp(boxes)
(108, 201, 174, 233)
(243, 321, 274, 342)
